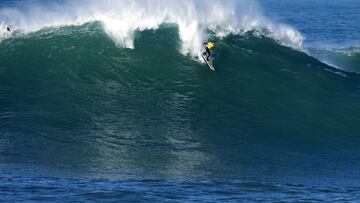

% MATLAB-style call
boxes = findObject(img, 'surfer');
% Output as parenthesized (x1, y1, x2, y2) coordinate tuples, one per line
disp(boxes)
(203, 41, 215, 61)
(6, 26, 11, 32)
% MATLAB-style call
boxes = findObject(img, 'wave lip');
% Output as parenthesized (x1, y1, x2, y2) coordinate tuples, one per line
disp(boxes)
(0, 0, 304, 57)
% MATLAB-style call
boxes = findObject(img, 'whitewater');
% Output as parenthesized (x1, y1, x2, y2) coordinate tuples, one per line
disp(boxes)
(0, 0, 304, 57)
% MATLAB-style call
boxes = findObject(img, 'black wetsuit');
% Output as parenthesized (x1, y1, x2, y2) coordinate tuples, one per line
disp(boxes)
(203, 42, 212, 61)
(6, 26, 10, 32)
(204, 47, 211, 61)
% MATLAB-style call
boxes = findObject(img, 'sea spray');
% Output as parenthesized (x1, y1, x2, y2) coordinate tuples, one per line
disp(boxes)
(0, 0, 303, 57)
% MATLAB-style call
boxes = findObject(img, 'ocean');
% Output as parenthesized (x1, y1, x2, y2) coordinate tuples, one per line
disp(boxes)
(0, 0, 360, 202)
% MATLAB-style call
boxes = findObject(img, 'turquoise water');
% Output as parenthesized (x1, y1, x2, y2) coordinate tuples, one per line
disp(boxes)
(1, 0, 360, 202)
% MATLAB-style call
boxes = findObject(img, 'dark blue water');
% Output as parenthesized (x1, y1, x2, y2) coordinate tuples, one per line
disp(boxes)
(1, 0, 360, 202)
(260, 0, 360, 72)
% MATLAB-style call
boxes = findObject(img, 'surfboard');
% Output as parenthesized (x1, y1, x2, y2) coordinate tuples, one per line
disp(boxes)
(202, 53, 215, 71)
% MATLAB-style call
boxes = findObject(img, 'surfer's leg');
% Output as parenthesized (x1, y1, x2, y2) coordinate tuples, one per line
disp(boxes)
(206, 48, 211, 61)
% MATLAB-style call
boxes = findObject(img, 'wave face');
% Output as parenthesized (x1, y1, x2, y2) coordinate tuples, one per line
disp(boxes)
(1, 1, 360, 201)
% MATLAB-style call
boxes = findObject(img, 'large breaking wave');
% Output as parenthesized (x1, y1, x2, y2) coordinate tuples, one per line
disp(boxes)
(0, 8, 360, 196)
(1, 1, 360, 201)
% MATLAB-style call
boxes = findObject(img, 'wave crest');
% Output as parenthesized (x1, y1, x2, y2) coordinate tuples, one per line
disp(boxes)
(0, 0, 304, 56)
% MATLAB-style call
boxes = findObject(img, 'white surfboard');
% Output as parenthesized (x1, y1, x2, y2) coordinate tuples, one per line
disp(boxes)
(202, 53, 215, 71)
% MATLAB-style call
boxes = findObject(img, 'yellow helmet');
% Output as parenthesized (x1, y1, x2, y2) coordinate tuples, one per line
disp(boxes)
(206, 42, 215, 49)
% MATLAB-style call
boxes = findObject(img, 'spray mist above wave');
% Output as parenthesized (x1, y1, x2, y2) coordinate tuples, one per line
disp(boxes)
(0, 0, 304, 57)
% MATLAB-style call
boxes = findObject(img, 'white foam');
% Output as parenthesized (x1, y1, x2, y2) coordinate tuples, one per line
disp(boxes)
(0, 0, 304, 57)
(0, 23, 13, 41)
